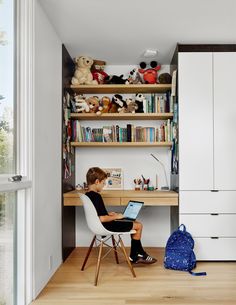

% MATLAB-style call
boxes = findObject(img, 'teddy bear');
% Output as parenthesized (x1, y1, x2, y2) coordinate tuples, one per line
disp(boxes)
(126, 98, 138, 113)
(112, 94, 128, 113)
(91, 59, 108, 84)
(158, 73, 172, 84)
(71, 56, 98, 85)
(99, 96, 112, 114)
(86, 96, 102, 115)
(138, 61, 161, 84)
(74, 94, 90, 113)
(135, 93, 146, 113)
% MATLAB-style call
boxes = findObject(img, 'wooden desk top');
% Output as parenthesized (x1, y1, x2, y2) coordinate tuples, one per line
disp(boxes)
(63, 190, 178, 206)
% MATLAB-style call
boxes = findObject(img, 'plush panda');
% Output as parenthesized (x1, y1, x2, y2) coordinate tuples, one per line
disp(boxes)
(135, 93, 146, 113)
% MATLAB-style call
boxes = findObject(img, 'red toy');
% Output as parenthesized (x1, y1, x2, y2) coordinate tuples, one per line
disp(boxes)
(91, 59, 108, 84)
(138, 61, 161, 84)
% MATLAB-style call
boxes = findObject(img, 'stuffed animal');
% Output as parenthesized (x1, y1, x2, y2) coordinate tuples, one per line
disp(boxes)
(74, 95, 90, 113)
(105, 74, 129, 84)
(135, 93, 146, 113)
(138, 61, 161, 84)
(91, 59, 108, 84)
(126, 98, 138, 113)
(127, 68, 143, 84)
(71, 56, 98, 85)
(158, 73, 172, 84)
(112, 94, 128, 113)
(86, 96, 102, 115)
(99, 96, 112, 114)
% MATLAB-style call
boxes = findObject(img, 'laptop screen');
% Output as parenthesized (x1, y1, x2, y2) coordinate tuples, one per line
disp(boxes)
(123, 201, 143, 220)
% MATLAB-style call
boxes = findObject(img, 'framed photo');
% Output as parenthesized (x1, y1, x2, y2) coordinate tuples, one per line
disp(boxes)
(102, 168, 123, 190)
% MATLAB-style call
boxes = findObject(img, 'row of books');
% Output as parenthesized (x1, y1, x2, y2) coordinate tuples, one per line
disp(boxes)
(71, 120, 176, 143)
(145, 92, 173, 113)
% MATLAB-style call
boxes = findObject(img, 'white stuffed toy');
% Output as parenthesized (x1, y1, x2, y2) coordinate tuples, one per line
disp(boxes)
(74, 95, 90, 113)
(71, 56, 98, 85)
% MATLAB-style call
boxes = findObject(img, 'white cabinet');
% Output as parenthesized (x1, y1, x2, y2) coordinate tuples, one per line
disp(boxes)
(179, 53, 214, 191)
(214, 53, 236, 190)
(178, 50, 236, 260)
(179, 52, 236, 191)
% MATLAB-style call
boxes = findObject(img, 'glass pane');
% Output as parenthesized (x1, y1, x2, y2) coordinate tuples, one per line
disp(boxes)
(0, 0, 15, 174)
(0, 192, 15, 305)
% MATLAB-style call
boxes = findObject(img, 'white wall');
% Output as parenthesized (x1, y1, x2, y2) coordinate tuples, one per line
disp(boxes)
(34, 0, 62, 297)
(75, 64, 171, 247)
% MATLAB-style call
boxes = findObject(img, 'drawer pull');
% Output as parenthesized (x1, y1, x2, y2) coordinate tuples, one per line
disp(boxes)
(210, 237, 219, 239)
(210, 213, 219, 216)
(211, 190, 219, 192)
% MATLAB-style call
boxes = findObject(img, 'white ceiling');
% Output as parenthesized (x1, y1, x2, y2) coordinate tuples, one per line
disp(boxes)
(39, 0, 236, 65)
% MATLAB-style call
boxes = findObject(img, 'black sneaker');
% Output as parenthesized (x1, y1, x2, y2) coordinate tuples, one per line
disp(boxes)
(129, 253, 157, 265)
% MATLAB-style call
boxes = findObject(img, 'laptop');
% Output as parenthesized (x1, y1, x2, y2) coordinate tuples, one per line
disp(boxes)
(119, 200, 144, 221)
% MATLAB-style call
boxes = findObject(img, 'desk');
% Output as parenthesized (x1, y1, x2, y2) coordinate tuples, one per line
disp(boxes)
(63, 190, 178, 206)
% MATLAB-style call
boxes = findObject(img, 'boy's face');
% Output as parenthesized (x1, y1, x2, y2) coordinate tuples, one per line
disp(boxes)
(95, 178, 106, 192)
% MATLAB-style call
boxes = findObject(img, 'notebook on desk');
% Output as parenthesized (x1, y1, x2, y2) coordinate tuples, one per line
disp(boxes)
(118, 200, 144, 221)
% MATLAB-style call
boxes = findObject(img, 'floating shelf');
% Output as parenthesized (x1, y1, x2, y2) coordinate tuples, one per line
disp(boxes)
(70, 142, 172, 148)
(70, 112, 174, 120)
(70, 84, 172, 94)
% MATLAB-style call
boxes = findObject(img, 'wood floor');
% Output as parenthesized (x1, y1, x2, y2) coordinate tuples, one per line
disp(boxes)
(31, 247, 236, 305)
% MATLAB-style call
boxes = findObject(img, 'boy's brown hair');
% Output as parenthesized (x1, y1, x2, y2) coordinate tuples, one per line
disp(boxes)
(86, 167, 107, 185)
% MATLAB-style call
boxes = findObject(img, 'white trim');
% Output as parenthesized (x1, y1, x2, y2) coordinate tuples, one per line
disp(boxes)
(16, 0, 35, 304)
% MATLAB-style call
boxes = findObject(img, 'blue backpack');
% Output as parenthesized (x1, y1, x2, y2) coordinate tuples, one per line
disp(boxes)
(164, 224, 207, 276)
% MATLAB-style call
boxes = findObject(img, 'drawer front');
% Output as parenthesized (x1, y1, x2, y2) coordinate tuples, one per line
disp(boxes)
(180, 214, 236, 237)
(103, 197, 120, 205)
(180, 191, 236, 213)
(121, 197, 178, 206)
(194, 237, 236, 260)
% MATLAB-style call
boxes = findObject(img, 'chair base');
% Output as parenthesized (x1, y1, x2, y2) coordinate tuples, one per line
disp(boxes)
(81, 234, 136, 286)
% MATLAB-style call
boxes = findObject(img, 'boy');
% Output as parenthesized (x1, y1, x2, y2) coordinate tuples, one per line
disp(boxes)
(86, 167, 157, 264)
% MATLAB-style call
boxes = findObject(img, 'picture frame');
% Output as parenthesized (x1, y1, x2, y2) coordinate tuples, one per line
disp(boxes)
(102, 168, 123, 190)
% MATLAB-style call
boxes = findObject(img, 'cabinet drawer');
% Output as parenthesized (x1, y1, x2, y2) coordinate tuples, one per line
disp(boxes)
(121, 197, 177, 206)
(103, 197, 120, 205)
(194, 237, 236, 260)
(180, 214, 236, 237)
(180, 191, 236, 213)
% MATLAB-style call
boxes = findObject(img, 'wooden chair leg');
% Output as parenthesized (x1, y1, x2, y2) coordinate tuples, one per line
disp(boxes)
(111, 235, 119, 264)
(81, 235, 96, 271)
(94, 240, 103, 286)
(119, 236, 136, 278)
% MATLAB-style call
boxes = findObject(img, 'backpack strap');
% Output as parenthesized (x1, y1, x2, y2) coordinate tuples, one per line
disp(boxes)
(178, 224, 186, 232)
(188, 270, 207, 276)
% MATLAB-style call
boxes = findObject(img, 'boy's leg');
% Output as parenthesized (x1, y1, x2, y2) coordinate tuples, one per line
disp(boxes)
(129, 221, 157, 264)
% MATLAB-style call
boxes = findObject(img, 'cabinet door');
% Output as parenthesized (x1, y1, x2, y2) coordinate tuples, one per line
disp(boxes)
(178, 53, 214, 190)
(214, 53, 236, 190)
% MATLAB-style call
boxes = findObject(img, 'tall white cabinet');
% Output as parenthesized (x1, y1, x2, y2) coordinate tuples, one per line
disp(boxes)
(178, 48, 236, 260)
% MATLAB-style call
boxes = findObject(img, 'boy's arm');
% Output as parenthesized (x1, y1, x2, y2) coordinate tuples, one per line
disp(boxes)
(99, 213, 124, 222)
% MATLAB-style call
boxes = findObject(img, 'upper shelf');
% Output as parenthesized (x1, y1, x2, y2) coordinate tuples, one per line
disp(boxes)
(70, 113, 173, 120)
(70, 84, 172, 94)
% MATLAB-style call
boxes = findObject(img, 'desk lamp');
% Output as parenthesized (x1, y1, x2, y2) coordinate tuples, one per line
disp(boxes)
(150, 154, 169, 190)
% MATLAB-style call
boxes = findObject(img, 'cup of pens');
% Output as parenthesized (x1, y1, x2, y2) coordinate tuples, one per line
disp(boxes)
(141, 175, 150, 191)
(134, 178, 142, 191)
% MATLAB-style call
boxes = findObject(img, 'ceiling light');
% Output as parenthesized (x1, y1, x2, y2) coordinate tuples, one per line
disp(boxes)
(142, 49, 158, 58)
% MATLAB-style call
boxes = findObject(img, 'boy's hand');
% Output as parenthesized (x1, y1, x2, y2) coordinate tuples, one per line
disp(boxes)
(108, 212, 116, 216)
(115, 213, 124, 220)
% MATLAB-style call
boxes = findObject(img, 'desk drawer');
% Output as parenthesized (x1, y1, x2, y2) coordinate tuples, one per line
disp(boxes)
(121, 197, 178, 206)
(180, 214, 236, 237)
(64, 197, 82, 206)
(180, 191, 236, 213)
(194, 237, 236, 260)
(103, 197, 120, 205)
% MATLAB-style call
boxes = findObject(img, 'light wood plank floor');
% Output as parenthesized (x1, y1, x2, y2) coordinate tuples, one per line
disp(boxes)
(31, 247, 236, 305)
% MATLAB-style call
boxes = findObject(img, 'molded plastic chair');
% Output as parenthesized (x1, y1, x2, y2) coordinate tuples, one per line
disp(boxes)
(80, 194, 136, 285)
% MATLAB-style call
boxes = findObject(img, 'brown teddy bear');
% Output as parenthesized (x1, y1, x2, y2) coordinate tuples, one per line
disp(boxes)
(99, 96, 112, 114)
(126, 98, 138, 113)
(71, 56, 98, 85)
(86, 96, 102, 115)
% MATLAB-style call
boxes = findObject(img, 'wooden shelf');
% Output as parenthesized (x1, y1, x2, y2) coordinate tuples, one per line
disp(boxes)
(70, 84, 172, 94)
(70, 142, 172, 147)
(70, 112, 173, 120)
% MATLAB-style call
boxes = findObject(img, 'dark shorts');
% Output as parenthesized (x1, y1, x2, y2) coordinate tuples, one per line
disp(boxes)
(103, 220, 133, 232)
